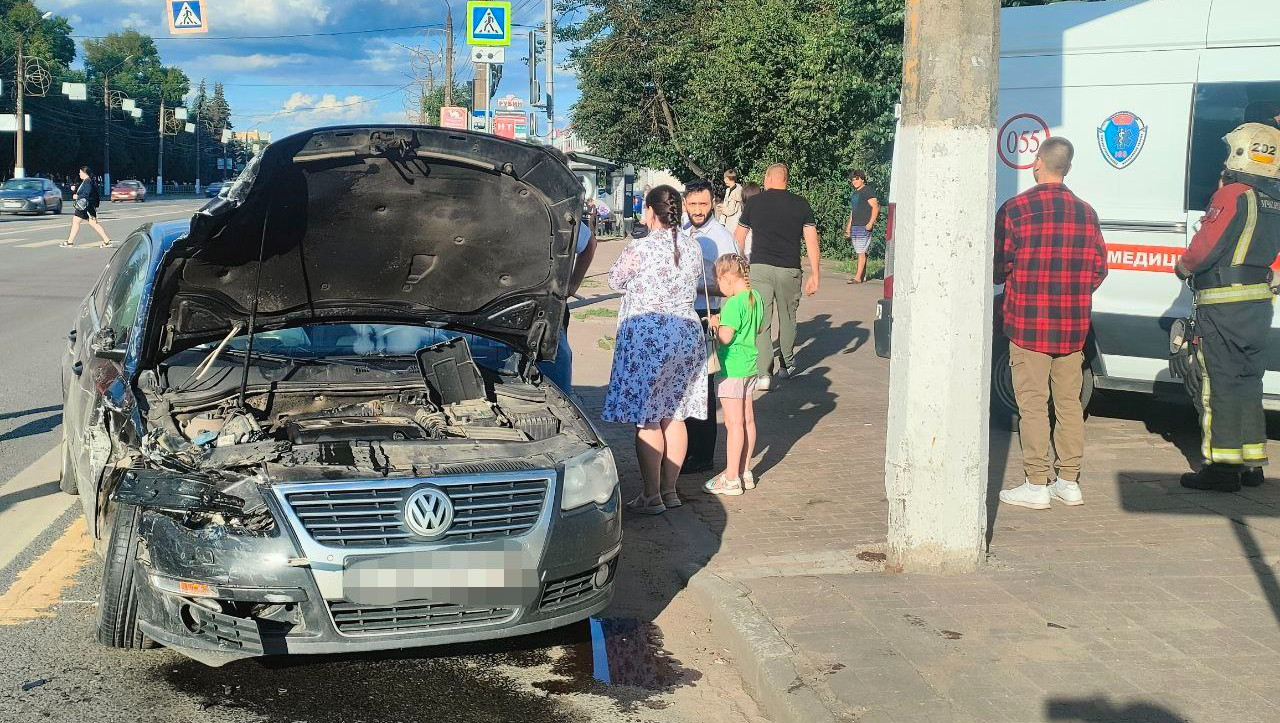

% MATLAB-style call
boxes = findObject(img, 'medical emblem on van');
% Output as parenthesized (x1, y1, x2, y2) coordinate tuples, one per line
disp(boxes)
(1097, 111, 1148, 169)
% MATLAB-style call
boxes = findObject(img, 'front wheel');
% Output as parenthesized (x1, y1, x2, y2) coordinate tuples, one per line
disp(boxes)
(96, 502, 149, 649)
(53, 201, 62, 215)
(990, 338, 1094, 430)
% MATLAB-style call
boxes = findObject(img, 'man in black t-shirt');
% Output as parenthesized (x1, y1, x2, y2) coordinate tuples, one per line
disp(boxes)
(844, 169, 880, 284)
(733, 163, 821, 389)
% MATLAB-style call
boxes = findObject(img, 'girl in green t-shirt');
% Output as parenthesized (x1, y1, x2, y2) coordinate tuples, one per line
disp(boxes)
(704, 253, 764, 497)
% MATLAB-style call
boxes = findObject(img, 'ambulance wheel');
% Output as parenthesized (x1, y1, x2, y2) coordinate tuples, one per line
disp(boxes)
(990, 337, 1094, 430)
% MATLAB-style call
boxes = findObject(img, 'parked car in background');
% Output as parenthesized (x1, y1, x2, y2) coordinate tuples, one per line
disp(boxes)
(0, 177, 63, 215)
(61, 125, 619, 666)
(110, 180, 147, 203)
(203, 181, 226, 198)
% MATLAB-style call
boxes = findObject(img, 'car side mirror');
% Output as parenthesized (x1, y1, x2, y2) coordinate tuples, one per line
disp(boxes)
(90, 327, 125, 361)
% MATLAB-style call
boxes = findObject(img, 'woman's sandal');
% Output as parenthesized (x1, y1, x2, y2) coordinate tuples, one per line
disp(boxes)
(626, 492, 666, 515)
(100, 240, 114, 248)
(660, 491, 682, 508)
(59, 241, 73, 248)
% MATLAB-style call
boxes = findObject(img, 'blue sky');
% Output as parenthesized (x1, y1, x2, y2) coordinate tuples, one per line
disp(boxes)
(42, 0, 581, 140)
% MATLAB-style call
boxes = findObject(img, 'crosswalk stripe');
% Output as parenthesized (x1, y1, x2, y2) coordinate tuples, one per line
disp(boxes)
(15, 238, 68, 249)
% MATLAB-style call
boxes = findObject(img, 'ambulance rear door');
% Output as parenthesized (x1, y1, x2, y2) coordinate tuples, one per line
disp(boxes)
(1195, 34, 1280, 397)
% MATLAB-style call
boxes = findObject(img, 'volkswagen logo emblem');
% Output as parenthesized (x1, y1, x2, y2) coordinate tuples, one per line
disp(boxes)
(402, 487, 454, 539)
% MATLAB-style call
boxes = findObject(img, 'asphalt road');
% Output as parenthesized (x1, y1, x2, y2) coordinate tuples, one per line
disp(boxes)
(0, 199, 765, 723)
(0, 197, 207, 485)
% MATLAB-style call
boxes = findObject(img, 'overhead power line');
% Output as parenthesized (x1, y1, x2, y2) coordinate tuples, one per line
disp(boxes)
(68, 22, 543, 42)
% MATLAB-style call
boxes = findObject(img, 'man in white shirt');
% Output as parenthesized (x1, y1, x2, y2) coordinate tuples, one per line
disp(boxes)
(683, 178, 740, 474)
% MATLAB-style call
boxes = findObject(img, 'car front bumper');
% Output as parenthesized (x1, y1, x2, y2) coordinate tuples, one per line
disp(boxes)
(0, 199, 41, 212)
(132, 473, 622, 665)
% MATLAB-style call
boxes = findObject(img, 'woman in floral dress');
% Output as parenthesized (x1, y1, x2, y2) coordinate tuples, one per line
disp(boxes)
(603, 185, 708, 514)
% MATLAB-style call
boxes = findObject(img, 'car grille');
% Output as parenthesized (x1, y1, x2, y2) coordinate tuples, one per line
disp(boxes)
(283, 475, 551, 548)
(328, 600, 517, 636)
(539, 564, 610, 611)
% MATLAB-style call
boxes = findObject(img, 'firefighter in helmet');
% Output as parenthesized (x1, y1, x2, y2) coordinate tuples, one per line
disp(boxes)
(1177, 123, 1280, 491)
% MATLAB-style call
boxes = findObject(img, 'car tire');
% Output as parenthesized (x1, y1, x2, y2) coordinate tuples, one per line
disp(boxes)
(53, 201, 62, 215)
(990, 336, 1094, 431)
(96, 502, 150, 649)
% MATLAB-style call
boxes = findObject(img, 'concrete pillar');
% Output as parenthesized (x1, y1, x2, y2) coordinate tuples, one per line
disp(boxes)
(884, 0, 1000, 573)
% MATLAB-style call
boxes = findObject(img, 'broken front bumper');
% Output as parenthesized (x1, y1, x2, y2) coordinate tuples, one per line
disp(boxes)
(132, 471, 621, 665)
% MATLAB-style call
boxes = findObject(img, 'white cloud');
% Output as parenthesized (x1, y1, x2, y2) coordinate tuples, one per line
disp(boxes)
(118, 12, 155, 31)
(212, 0, 332, 33)
(202, 53, 311, 71)
(279, 91, 372, 128)
(360, 38, 415, 74)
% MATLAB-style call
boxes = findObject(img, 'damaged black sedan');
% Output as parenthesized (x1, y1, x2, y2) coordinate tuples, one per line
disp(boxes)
(60, 126, 621, 666)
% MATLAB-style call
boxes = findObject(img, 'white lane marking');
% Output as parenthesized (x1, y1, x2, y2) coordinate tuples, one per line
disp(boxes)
(16, 238, 73, 249)
(0, 203, 201, 237)
(4, 207, 202, 248)
(0, 446, 75, 573)
(0, 237, 27, 245)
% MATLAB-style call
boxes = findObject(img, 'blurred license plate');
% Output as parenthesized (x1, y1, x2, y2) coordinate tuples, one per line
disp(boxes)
(4, 201, 21, 208)
(342, 549, 539, 607)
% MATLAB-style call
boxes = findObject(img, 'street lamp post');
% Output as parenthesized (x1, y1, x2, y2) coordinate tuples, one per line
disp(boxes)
(10, 10, 53, 179)
(101, 55, 133, 191)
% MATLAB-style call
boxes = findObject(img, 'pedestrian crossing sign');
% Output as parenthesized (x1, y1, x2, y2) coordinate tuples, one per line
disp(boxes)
(167, 0, 208, 35)
(467, 1, 511, 47)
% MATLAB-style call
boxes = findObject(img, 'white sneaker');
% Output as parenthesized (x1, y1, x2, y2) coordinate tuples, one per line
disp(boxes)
(1048, 478, 1084, 506)
(756, 375, 772, 391)
(999, 481, 1051, 510)
(742, 471, 756, 490)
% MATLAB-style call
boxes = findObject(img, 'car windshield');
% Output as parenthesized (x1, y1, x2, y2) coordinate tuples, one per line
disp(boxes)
(173, 323, 520, 372)
(3, 180, 41, 191)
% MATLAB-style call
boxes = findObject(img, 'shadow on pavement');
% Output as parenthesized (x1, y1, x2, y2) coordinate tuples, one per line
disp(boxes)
(1046, 696, 1190, 722)
(0, 411, 61, 443)
(0, 480, 59, 514)
(0, 405, 61, 422)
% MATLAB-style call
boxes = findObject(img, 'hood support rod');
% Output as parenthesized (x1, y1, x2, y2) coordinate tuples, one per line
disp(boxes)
(236, 207, 270, 411)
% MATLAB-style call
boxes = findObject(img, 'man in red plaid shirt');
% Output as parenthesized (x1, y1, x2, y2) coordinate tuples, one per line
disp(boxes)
(994, 137, 1108, 510)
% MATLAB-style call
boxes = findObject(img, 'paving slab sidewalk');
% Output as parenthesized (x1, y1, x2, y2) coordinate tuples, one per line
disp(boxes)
(568, 240, 1280, 723)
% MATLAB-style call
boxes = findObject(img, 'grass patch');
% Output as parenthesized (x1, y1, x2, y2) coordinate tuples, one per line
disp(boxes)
(575, 307, 618, 321)
(597, 335, 616, 351)
(578, 277, 603, 289)
(834, 256, 886, 280)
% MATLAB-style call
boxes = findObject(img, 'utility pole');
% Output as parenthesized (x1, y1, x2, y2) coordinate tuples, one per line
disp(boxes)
(102, 80, 111, 190)
(6, 11, 50, 179)
(443, 2, 454, 106)
(194, 107, 201, 194)
(883, 0, 1000, 573)
(156, 100, 165, 196)
(14, 34, 25, 178)
(474, 61, 490, 132)
(543, 0, 553, 136)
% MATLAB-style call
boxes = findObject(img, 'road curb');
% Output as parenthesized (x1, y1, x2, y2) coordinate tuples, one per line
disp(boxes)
(677, 562, 835, 723)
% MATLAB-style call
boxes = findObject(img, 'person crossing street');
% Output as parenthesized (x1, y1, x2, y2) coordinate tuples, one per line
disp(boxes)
(1178, 123, 1280, 492)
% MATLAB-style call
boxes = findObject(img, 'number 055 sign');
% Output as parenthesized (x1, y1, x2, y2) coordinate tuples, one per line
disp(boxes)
(998, 113, 1051, 170)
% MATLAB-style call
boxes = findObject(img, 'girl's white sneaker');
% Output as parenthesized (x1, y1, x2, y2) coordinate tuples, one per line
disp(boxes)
(742, 471, 756, 490)
(704, 474, 744, 496)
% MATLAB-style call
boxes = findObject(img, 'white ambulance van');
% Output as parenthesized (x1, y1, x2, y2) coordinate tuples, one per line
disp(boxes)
(873, 0, 1280, 421)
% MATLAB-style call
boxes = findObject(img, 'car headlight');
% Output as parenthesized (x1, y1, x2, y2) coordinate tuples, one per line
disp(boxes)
(561, 447, 619, 511)
(28, 196, 41, 202)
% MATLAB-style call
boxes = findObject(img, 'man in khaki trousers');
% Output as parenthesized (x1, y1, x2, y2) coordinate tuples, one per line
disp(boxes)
(994, 138, 1108, 510)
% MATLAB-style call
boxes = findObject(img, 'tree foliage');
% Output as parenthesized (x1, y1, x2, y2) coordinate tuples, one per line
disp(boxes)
(564, 0, 1103, 258)
(563, 0, 902, 258)
(0, 6, 222, 185)
(420, 80, 474, 126)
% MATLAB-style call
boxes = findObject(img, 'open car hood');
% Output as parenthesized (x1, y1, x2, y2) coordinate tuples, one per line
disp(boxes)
(145, 126, 584, 364)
